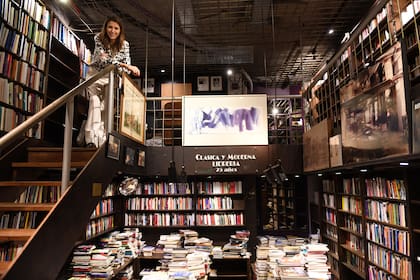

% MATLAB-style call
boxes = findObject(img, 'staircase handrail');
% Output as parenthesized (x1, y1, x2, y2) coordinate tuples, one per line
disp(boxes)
(0, 64, 117, 192)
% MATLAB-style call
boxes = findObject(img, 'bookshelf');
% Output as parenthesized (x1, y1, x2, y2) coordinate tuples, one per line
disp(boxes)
(320, 178, 340, 280)
(338, 177, 365, 279)
(85, 183, 121, 240)
(306, 1, 394, 134)
(194, 180, 244, 227)
(314, 168, 415, 280)
(259, 175, 308, 234)
(0, 0, 50, 138)
(124, 181, 195, 228)
(44, 14, 90, 144)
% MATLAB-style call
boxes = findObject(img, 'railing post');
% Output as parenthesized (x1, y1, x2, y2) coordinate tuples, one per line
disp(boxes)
(61, 97, 74, 194)
(106, 70, 115, 133)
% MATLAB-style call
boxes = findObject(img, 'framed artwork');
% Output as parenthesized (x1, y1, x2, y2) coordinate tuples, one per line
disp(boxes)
(120, 73, 146, 144)
(144, 78, 155, 94)
(106, 134, 120, 160)
(125, 146, 135, 166)
(182, 94, 268, 146)
(137, 149, 146, 167)
(210, 76, 222, 91)
(197, 76, 209, 91)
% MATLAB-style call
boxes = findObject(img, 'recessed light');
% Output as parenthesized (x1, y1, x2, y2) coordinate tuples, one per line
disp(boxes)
(335, 172, 341, 175)
(317, 173, 323, 177)
(160, 69, 166, 73)
(227, 69, 233, 76)
(399, 162, 409, 166)
(328, 29, 334, 34)
(360, 169, 368, 172)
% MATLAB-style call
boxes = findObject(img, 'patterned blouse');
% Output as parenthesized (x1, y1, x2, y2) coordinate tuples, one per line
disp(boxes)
(91, 33, 131, 74)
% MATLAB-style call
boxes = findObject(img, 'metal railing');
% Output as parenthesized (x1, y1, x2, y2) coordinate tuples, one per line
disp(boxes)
(0, 64, 117, 194)
(144, 94, 304, 146)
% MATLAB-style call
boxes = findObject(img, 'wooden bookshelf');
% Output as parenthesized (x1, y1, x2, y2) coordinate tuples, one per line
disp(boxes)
(0, 0, 50, 138)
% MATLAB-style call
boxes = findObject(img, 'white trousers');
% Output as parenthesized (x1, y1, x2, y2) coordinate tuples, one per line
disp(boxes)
(84, 67, 108, 147)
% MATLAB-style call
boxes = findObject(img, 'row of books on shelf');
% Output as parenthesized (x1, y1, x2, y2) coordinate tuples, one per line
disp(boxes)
(344, 250, 365, 273)
(342, 214, 363, 233)
(0, 105, 42, 138)
(400, 0, 420, 26)
(125, 197, 194, 211)
(1, 19, 49, 52)
(86, 216, 114, 239)
(90, 198, 114, 218)
(194, 180, 242, 194)
(342, 178, 362, 195)
(0, 211, 41, 229)
(324, 208, 336, 225)
(132, 182, 193, 195)
(367, 242, 411, 279)
(365, 200, 406, 227)
(1, 51, 45, 92)
(196, 213, 244, 226)
(0, 243, 23, 262)
(1, 0, 50, 30)
(340, 196, 362, 215)
(196, 196, 234, 210)
(359, 6, 388, 43)
(15, 185, 61, 203)
(0, 77, 43, 113)
(366, 222, 410, 255)
(365, 178, 407, 200)
(51, 17, 78, 56)
(124, 213, 195, 227)
(344, 233, 364, 253)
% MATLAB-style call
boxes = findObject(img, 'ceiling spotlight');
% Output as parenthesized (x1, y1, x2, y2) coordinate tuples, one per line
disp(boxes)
(160, 69, 166, 73)
(328, 29, 334, 34)
(399, 162, 409, 166)
(227, 69, 233, 76)
(272, 107, 279, 115)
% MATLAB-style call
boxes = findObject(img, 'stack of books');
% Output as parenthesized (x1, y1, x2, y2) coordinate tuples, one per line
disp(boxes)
(69, 244, 96, 278)
(89, 248, 115, 279)
(303, 243, 330, 279)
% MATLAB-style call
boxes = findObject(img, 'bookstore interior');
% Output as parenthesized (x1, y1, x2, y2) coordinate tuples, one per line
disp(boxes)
(2, 0, 420, 279)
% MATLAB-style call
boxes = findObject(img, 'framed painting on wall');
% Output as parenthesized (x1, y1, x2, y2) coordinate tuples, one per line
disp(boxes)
(120, 73, 146, 144)
(106, 134, 120, 160)
(211, 76, 222, 91)
(197, 76, 209, 91)
(182, 94, 268, 146)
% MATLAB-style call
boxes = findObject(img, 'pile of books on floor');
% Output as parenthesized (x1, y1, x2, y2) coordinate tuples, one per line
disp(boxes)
(139, 229, 212, 280)
(220, 230, 250, 258)
(67, 229, 142, 279)
(253, 235, 330, 280)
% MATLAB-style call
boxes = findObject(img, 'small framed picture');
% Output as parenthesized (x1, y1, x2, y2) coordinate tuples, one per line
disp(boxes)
(124, 146, 135, 166)
(137, 149, 146, 167)
(145, 78, 155, 94)
(106, 134, 120, 160)
(197, 76, 209, 91)
(211, 76, 222, 91)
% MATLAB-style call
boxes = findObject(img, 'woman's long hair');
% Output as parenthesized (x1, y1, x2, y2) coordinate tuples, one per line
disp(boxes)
(98, 16, 126, 54)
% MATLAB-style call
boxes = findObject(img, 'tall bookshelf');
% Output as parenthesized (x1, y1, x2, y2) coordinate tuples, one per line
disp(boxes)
(320, 178, 340, 280)
(44, 14, 90, 144)
(314, 168, 414, 280)
(0, 0, 50, 138)
(338, 177, 365, 279)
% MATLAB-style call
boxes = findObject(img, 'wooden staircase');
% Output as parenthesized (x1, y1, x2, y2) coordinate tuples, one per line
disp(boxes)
(0, 146, 96, 278)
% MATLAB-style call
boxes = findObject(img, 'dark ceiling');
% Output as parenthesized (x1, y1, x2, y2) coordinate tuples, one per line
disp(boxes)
(49, 0, 378, 88)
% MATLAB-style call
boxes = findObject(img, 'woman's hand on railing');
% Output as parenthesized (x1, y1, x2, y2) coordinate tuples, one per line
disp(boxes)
(120, 63, 140, 76)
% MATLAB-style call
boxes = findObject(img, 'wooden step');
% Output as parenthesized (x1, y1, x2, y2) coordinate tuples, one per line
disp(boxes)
(0, 202, 55, 211)
(0, 261, 12, 277)
(27, 147, 96, 162)
(0, 229, 35, 241)
(0, 181, 62, 187)
(11, 161, 88, 168)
